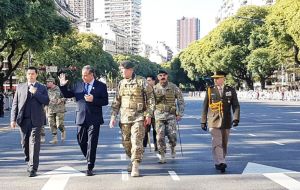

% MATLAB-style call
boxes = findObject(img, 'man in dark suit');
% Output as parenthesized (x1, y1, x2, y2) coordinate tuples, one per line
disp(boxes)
(11, 67, 49, 177)
(201, 71, 240, 173)
(58, 65, 108, 176)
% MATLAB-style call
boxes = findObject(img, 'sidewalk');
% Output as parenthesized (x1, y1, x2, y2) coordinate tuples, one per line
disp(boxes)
(184, 95, 300, 105)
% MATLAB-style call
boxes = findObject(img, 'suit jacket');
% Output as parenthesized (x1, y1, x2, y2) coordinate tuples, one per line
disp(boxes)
(201, 85, 240, 129)
(11, 82, 50, 126)
(60, 80, 108, 126)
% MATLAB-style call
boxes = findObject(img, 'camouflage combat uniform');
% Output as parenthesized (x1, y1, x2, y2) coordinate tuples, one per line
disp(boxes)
(111, 74, 155, 163)
(153, 82, 184, 156)
(46, 85, 66, 138)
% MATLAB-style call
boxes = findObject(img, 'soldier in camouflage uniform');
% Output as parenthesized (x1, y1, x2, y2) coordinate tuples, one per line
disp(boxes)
(46, 77, 66, 144)
(153, 70, 185, 163)
(109, 60, 155, 177)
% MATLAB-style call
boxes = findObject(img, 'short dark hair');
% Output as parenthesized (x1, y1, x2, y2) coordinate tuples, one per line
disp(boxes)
(146, 75, 156, 81)
(82, 65, 94, 74)
(27, 66, 38, 74)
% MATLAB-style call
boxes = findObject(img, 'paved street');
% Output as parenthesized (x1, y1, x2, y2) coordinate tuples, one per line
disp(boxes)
(0, 97, 300, 190)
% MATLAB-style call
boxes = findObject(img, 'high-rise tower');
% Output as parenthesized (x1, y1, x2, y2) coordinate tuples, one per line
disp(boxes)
(177, 17, 200, 50)
(104, 0, 141, 54)
(67, 0, 94, 21)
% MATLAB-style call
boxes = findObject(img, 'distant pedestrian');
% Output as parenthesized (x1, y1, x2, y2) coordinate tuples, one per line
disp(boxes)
(201, 71, 240, 173)
(10, 67, 49, 177)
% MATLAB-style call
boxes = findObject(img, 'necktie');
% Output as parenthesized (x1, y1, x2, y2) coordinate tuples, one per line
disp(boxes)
(28, 84, 33, 97)
(85, 83, 90, 94)
(218, 86, 223, 96)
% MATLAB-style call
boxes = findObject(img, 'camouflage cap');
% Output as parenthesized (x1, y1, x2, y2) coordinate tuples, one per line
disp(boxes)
(120, 60, 135, 69)
(46, 77, 55, 82)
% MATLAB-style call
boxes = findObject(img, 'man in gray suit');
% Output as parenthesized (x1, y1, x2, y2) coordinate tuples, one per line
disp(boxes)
(11, 67, 49, 177)
(201, 71, 240, 173)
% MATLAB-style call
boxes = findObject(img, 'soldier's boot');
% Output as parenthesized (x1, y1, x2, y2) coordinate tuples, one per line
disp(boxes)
(130, 161, 140, 177)
(127, 162, 132, 172)
(49, 135, 58, 144)
(171, 146, 176, 158)
(61, 131, 66, 142)
(40, 136, 45, 144)
(158, 153, 166, 164)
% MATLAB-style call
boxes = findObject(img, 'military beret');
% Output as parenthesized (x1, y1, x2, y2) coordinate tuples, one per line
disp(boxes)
(211, 71, 227, 78)
(120, 60, 135, 69)
(157, 70, 168, 75)
(46, 77, 55, 82)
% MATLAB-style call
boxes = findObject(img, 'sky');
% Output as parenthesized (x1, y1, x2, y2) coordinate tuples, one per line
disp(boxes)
(94, 0, 223, 49)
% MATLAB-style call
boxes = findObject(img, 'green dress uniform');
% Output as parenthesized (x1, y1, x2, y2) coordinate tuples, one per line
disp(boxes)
(201, 85, 240, 170)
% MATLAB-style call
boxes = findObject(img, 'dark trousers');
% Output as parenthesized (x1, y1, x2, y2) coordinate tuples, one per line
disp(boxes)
(143, 121, 157, 148)
(77, 124, 100, 170)
(19, 118, 41, 172)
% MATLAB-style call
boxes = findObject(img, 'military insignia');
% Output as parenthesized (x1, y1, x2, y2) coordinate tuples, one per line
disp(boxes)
(225, 91, 232, 96)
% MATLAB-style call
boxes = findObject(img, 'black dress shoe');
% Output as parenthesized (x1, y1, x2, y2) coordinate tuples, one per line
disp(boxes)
(86, 169, 94, 176)
(29, 170, 37, 177)
(215, 163, 227, 173)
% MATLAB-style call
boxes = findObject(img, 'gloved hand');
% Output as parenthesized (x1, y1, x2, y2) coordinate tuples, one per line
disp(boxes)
(232, 120, 239, 127)
(201, 123, 207, 131)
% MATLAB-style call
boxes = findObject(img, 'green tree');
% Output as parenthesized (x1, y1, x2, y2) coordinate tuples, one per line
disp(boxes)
(35, 31, 119, 83)
(180, 5, 276, 90)
(247, 48, 279, 89)
(113, 54, 161, 77)
(0, 0, 70, 91)
(268, 0, 300, 65)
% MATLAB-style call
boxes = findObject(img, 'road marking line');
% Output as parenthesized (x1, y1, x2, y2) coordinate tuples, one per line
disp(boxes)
(121, 171, 129, 181)
(231, 128, 237, 131)
(168, 171, 180, 181)
(271, 141, 285, 145)
(42, 175, 69, 190)
(120, 154, 126, 161)
(263, 173, 300, 190)
(248, 134, 256, 137)
(39, 166, 85, 190)
(119, 144, 123, 148)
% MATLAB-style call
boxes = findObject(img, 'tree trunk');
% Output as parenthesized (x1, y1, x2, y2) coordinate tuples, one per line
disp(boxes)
(260, 78, 266, 89)
(245, 78, 254, 90)
(294, 45, 300, 65)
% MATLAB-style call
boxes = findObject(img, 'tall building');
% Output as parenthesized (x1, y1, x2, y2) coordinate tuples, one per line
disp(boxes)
(104, 0, 141, 55)
(67, 0, 94, 21)
(216, 0, 276, 23)
(78, 20, 129, 55)
(177, 17, 200, 50)
(54, 0, 80, 23)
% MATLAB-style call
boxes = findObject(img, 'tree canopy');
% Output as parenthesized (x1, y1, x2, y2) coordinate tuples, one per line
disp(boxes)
(0, 0, 71, 91)
(35, 31, 119, 83)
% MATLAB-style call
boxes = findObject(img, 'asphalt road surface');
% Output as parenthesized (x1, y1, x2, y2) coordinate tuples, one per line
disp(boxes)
(0, 97, 299, 190)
